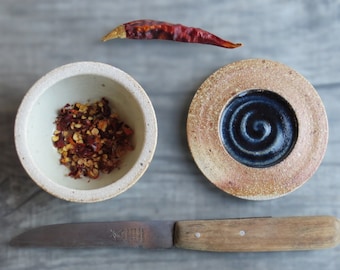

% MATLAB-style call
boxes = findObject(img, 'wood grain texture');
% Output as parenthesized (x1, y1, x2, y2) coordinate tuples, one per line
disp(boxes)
(1, 0, 340, 269)
(174, 216, 340, 252)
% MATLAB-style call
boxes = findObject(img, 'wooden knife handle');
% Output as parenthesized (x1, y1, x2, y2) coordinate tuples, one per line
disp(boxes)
(174, 216, 340, 252)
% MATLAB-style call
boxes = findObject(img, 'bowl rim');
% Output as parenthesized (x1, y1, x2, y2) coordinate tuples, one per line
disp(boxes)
(14, 61, 158, 203)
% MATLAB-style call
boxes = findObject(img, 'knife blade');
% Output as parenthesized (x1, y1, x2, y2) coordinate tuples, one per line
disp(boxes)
(10, 221, 175, 249)
(10, 216, 340, 252)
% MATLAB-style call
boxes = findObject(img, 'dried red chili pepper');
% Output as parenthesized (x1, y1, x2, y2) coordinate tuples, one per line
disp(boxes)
(102, 19, 242, 49)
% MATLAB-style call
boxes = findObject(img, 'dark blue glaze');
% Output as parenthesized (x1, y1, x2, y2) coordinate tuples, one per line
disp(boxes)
(220, 90, 298, 168)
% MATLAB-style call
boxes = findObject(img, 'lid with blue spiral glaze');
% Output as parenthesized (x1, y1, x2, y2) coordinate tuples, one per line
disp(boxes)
(187, 59, 328, 200)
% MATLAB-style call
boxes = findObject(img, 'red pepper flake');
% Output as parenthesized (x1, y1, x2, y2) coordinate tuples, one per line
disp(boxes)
(52, 98, 134, 179)
(102, 19, 242, 49)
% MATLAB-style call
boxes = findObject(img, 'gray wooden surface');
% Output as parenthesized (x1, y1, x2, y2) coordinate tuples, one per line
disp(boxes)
(1, 0, 339, 269)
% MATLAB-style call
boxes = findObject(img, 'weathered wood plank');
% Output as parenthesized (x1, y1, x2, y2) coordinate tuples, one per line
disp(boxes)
(1, 0, 339, 269)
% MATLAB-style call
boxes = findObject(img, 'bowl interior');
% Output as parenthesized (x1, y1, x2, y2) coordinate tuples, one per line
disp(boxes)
(23, 73, 146, 191)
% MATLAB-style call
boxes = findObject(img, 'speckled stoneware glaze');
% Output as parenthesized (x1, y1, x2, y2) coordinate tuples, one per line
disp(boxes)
(187, 59, 328, 200)
(15, 62, 157, 203)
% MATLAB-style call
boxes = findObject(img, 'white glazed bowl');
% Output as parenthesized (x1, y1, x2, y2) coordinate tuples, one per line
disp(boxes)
(15, 62, 157, 202)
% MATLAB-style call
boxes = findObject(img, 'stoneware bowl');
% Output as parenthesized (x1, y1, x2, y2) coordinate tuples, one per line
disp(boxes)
(15, 62, 157, 203)
(187, 59, 328, 200)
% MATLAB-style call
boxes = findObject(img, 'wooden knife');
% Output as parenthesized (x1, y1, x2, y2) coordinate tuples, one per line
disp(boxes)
(10, 216, 340, 252)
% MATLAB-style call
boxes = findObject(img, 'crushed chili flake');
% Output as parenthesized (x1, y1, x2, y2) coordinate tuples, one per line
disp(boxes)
(52, 98, 134, 179)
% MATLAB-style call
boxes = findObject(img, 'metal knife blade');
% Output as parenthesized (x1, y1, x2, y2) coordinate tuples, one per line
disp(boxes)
(10, 221, 175, 249)
(9, 216, 340, 252)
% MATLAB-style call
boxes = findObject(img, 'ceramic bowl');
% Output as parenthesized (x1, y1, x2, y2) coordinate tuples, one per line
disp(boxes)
(15, 62, 157, 202)
(187, 59, 328, 200)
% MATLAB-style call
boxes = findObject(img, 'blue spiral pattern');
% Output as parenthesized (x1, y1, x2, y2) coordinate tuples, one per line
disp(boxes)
(220, 90, 298, 168)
